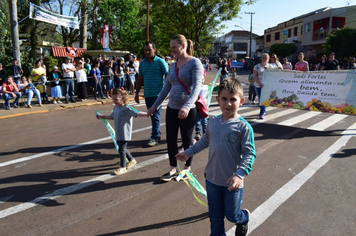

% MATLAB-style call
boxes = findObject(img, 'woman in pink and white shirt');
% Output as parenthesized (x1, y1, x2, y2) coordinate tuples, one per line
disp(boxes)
(294, 52, 309, 72)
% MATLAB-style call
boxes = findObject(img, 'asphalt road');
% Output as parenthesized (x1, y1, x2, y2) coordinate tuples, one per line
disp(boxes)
(0, 69, 355, 236)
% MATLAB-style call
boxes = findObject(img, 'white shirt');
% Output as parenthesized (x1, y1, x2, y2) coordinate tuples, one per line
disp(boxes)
(62, 63, 75, 78)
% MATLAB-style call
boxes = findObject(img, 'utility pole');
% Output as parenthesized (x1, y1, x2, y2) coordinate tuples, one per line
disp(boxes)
(80, 0, 88, 49)
(8, 0, 21, 66)
(245, 12, 255, 59)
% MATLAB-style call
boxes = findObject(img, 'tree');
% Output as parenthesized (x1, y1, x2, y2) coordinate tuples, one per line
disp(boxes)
(8, 0, 21, 65)
(149, 0, 255, 54)
(0, 1, 12, 67)
(323, 27, 356, 60)
(269, 43, 297, 59)
(95, 0, 146, 53)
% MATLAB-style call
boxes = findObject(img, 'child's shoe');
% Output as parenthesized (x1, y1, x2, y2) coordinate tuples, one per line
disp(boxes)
(235, 209, 250, 236)
(126, 159, 137, 169)
(114, 167, 127, 175)
(160, 170, 178, 181)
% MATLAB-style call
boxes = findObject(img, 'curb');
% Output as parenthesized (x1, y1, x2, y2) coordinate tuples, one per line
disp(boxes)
(0, 96, 138, 120)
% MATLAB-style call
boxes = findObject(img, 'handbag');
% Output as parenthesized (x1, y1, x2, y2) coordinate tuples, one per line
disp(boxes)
(175, 62, 209, 118)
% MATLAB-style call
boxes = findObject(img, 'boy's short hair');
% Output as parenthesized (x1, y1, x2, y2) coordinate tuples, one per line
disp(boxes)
(113, 88, 128, 105)
(218, 78, 243, 97)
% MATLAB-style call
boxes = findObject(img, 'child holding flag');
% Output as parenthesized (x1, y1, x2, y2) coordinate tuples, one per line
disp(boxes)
(97, 88, 147, 175)
(176, 78, 256, 236)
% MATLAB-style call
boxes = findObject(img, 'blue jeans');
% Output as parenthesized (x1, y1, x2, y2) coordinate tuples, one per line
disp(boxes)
(94, 80, 104, 98)
(206, 180, 249, 236)
(117, 140, 134, 168)
(114, 77, 124, 89)
(220, 74, 228, 84)
(195, 114, 207, 135)
(254, 87, 266, 115)
(64, 78, 75, 100)
(24, 89, 41, 105)
(145, 96, 161, 140)
(2, 92, 21, 108)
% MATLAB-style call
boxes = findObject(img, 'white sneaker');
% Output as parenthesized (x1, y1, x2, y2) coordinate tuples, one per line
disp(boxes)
(53, 101, 57, 104)
(58, 100, 62, 104)
(126, 159, 137, 169)
(114, 167, 127, 175)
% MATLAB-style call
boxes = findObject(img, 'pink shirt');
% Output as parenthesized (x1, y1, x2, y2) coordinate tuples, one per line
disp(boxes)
(295, 61, 308, 71)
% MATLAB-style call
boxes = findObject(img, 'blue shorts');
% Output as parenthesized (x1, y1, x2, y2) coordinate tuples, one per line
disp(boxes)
(104, 79, 114, 89)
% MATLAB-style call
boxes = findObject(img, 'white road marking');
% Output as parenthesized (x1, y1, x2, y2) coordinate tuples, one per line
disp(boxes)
(249, 108, 299, 126)
(308, 114, 347, 131)
(0, 154, 168, 219)
(0, 125, 158, 168)
(226, 122, 356, 236)
(277, 111, 321, 126)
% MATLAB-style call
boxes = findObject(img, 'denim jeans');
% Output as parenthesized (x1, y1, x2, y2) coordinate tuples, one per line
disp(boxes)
(254, 87, 266, 115)
(220, 74, 228, 84)
(145, 96, 161, 140)
(206, 180, 249, 236)
(114, 77, 124, 89)
(24, 89, 42, 105)
(117, 140, 134, 168)
(195, 114, 207, 135)
(248, 85, 256, 101)
(64, 78, 75, 100)
(94, 80, 104, 98)
(2, 92, 21, 108)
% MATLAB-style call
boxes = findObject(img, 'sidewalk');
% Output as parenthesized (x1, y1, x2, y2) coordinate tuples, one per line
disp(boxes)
(0, 66, 249, 120)
(0, 94, 139, 120)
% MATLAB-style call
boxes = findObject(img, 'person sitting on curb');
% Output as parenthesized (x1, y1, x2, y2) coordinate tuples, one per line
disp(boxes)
(1, 76, 22, 110)
(18, 76, 42, 108)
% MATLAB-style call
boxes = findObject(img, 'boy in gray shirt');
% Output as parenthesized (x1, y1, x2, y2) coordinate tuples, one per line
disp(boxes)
(176, 78, 256, 236)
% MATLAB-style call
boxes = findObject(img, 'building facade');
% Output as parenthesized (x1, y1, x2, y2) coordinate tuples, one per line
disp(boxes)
(263, 6, 356, 62)
(211, 30, 259, 59)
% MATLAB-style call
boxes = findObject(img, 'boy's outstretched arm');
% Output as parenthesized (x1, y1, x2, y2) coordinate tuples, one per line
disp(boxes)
(96, 114, 113, 120)
(136, 111, 149, 117)
(175, 152, 189, 162)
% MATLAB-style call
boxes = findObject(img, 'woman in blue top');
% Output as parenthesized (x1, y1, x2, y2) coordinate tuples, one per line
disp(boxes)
(147, 34, 204, 181)
(92, 60, 105, 100)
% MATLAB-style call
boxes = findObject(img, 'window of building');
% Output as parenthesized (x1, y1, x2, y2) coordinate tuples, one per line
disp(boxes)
(288, 29, 291, 37)
(275, 32, 280, 40)
(266, 34, 271, 42)
(335, 20, 342, 29)
(304, 23, 311, 33)
(233, 43, 247, 51)
(294, 27, 297, 36)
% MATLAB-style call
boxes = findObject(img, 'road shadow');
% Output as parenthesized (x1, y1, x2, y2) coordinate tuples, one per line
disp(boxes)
(96, 212, 209, 236)
(332, 148, 356, 158)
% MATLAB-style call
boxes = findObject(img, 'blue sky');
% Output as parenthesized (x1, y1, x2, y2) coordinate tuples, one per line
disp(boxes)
(221, 0, 355, 36)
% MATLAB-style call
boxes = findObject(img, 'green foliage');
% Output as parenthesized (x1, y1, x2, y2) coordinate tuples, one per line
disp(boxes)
(150, 0, 251, 55)
(96, 0, 146, 54)
(44, 55, 58, 72)
(323, 27, 356, 60)
(0, 5, 12, 67)
(269, 43, 297, 58)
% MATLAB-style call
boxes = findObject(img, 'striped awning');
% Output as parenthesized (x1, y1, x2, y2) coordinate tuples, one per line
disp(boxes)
(51, 47, 87, 58)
